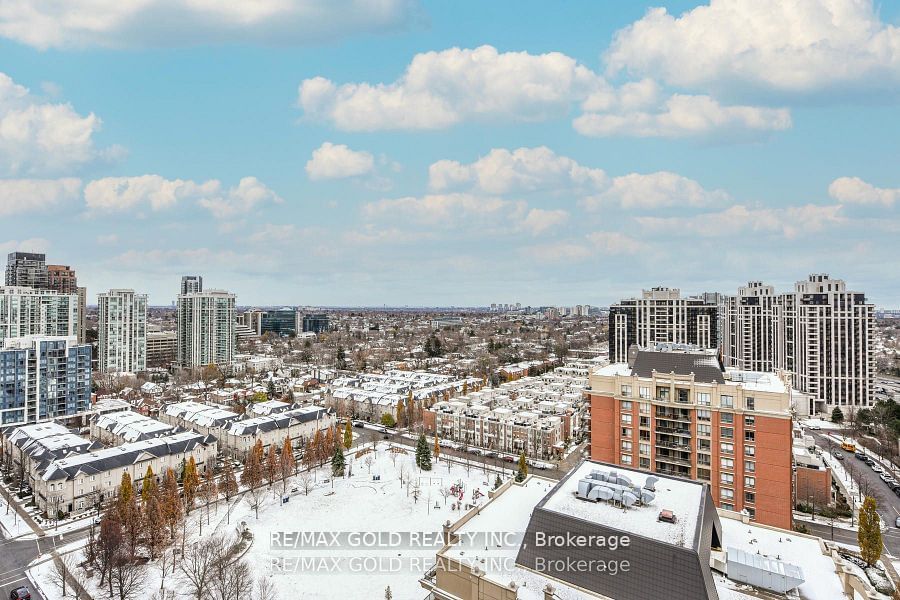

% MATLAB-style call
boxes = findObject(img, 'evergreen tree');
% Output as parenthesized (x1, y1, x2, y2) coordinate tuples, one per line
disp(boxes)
(859, 496, 883, 566)
(267, 379, 276, 399)
(416, 434, 432, 471)
(831, 406, 844, 423)
(384, 586, 392, 600)
(516, 452, 528, 483)
(140, 465, 156, 507)
(343, 420, 353, 449)
(494, 474, 503, 490)
(331, 445, 346, 477)
(182, 456, 200, 513)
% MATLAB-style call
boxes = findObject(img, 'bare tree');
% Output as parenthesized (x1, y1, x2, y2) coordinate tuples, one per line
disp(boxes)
(257, 577, 278, 600)
(48, 552, 79, 598)
(439, 486, 452, 507)
(411, 481, 421, 504)
(297, 470, 315, 496)
(364, 454, 374, 474)
(179, 536, 225, 600)
(209, 557, 254, 600)
(244, 482, 265, 520)
(110, 550, 146, 600)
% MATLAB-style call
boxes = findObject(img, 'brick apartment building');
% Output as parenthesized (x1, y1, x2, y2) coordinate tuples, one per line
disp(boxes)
(588, 346, 794, 529)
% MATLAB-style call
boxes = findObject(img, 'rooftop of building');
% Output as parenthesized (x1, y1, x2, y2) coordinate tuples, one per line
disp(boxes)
(541, 460, 704, 550)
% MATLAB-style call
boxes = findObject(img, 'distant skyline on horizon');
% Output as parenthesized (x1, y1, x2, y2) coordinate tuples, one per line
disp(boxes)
(2, 1, 899, 307)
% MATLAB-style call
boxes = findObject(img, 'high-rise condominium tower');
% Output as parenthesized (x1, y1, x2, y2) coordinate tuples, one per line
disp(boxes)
(5, 252, 48, 288)
(98, 289, 148, 373)
(723, 275, 873, 411)
(0, 336, 91, 425)
(0, 287, 78, 340)
(608, 287, 718, 363)
(180, 275, 203, 296)
(177, 290, 235, 368)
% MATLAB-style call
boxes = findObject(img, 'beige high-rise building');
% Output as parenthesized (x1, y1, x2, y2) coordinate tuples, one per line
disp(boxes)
(177, 290, 235, 368)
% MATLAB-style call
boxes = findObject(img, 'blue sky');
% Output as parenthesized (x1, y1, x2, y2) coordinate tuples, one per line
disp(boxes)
(1, 0, 899, 307)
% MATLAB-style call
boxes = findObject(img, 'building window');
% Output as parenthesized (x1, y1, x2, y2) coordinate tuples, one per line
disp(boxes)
(699, 439, 711, 451)
(621, 441, 633, 452)
(697, 424, 711, 437)
(657, 387, 670, 401)
(697, 468, 711, 481)
(621, 413, 632, 425)
(621, 385, 632, 397)
(744, 431, 755, 442)
(639, 416, 650, 428)
(720, 395, 734, 408)
(639, 387, 650, 399)
(745, 461, 755, 473)
(744, 491, 755, 504)
(744, 415, 755, 427)
(720, 442, 734, 455)
(621, 453, 632, 465)
(721, 489, 734, 500)
(720, 427, 733, 439)
(721, 503, 734, 511)
(721, 458, 734, 470)
(744, 476, 755, 488)
(676, 388, 690, 403)
(697, 392, 711, 406)
(721, 473, 734, 485)
(639, 443, 650, 456)
(621, 401, 632, 411)
(746, 507, 755, 520)
(639, 402, 650, 414)
(640, 457, 651, 469)
(720, 412, 733, 424)
(697, 409, 711, 421)
(621, 427, 632, 439)
(745, 397, 755, 410)
(745, 446, 755, 457)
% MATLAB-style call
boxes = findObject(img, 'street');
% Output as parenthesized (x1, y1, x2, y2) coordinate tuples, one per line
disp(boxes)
(0, 526, 88, 600)
(810, 431, 900, 555)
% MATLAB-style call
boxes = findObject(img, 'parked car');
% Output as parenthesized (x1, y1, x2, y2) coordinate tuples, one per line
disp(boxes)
(834, 451, 844, 460)
(855, 451, 867, 460)
(353, 421, 364, 428)
(896, 516, 900, 528)
(9, 587, 31, 600)
(872, 465, 885, 475)
(807, 424, 821, 430)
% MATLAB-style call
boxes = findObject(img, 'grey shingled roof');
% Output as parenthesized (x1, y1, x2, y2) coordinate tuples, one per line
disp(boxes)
(632, 350, 725, 384)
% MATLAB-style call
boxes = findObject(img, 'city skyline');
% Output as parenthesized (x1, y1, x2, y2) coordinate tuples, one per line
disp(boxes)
(2, 1, 900, 306)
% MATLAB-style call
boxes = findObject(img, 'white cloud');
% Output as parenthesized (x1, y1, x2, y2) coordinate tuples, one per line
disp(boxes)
(636, 204, 844, 239)
(198, 177, 283, 219)
(605, 0, 900, 94)
(84, 175, 281, 218)
(298, 45, 602, 131)
(0, 72, 115, 175)
(0, 237, 51, 255)
(587, 231, 642, 254)
(306, 142, 375, 181)
(521, 208, 569, 235)
(362, 192, 569, 237)
(363, 193, 522, 226)
(0, 0, 420, 49)
(582, 171, 729, 210)
(828, 176, 899, 207)
(428, 146, 607, 194)
(96, 233, 119, 245)
(0, 177, 82, 216)
(574, 94, 791, 138)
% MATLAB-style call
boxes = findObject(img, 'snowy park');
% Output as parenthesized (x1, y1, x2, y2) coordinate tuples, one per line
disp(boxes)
(29, 441, 508, 600)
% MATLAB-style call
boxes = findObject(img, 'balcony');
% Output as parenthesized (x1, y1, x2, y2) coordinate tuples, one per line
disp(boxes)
(655, 425, 691, 437)
(655, 453, 692, 468)
(655, 440, 691, 451)
(655, 410, 691, 422)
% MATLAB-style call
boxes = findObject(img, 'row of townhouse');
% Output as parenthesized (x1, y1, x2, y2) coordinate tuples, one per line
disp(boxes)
(160, 400, 334, 459)
(90, 409, 176, 445)
(4, 421, 216, 516)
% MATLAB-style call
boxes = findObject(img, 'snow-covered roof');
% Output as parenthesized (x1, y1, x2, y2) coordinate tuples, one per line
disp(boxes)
(542, 461, 702, 550)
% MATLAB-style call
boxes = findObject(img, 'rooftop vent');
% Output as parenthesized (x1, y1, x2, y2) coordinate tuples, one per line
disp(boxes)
(658, 509, 677, 524)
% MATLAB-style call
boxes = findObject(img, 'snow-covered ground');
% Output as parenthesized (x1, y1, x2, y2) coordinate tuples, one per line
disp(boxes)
(0, 500, 29, 537)
(799, 417, 843, 431)
(32, 442, 505, 600)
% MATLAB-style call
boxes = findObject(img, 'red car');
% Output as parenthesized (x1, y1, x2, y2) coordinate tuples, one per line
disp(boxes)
(10, 587, 31, 600)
